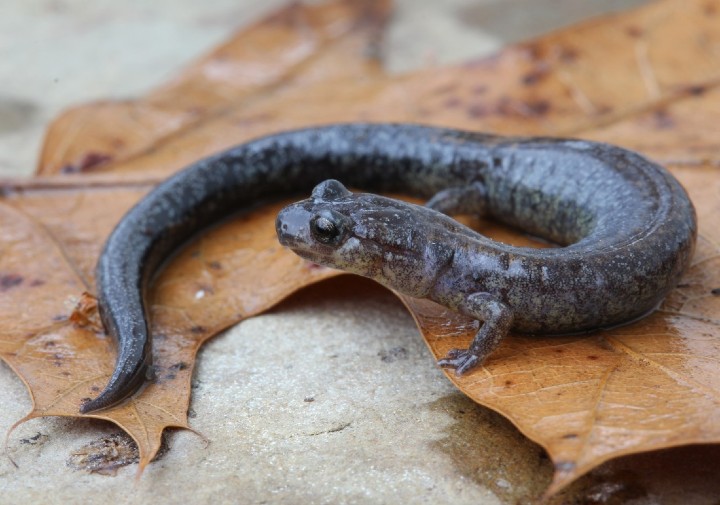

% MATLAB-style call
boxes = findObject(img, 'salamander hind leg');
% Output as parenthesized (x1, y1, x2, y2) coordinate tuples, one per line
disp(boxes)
(425, 181, 487, 216)
(437, 292, 513, 375)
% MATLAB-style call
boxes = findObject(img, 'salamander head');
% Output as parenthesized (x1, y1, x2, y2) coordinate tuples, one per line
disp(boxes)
(276, 180, 444, 298)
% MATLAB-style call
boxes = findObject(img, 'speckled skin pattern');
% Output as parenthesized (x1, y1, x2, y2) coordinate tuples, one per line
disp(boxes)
(84, 123, 696, 413)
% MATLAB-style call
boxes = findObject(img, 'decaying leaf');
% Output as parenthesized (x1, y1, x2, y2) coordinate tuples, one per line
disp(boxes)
(1, 0, 719, 495)
(67, 432, 141, 476)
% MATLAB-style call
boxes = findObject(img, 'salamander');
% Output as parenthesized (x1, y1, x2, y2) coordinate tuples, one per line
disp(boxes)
(81, 123, 697, 413)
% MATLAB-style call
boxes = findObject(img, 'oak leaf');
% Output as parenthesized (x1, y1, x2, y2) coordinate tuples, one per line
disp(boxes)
(1, 0, 719, 495)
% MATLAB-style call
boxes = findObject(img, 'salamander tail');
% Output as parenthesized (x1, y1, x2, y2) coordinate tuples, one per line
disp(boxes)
(79, 349, 152, 414)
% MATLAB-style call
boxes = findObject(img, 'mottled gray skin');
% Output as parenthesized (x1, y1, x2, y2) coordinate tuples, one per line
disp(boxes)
(84, 123, 696, 413)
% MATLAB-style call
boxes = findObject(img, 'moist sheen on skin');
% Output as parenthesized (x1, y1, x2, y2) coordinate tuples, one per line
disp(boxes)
(81, 123, 697, 413)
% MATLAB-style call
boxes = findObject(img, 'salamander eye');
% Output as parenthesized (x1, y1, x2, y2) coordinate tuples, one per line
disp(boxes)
(310, 213, 344, 245)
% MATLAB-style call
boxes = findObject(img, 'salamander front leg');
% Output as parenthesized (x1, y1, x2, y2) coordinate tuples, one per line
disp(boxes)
(425, 181, 487, 216)
(437, 292, 513, 375)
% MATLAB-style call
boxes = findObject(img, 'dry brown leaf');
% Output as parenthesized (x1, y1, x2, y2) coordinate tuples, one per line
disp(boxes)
(44, 0, 717, 183)
(404, 164, 720, 494)
(1, 189, 338, 470)
(1, 0, 719, 494)
(37, 0, 389, 175)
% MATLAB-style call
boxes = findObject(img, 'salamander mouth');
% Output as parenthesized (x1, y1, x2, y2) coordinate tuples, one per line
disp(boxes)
(277, 232, 338, 267)
(290, 247, 334, 266)
(275, 231, 300, 249)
